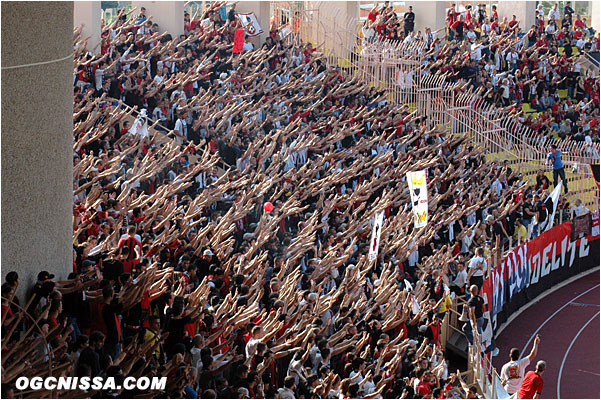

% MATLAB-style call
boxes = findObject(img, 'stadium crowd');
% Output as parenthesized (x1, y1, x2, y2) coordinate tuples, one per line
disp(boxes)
(0, 2, 584, 399)
(360, 2, 600, 144)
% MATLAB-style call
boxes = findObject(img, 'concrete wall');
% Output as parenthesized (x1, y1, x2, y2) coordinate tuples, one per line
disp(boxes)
(315, 1, 359, 60)
(592, 1, 600, 34)
(74, 1, 102, 54)
(2, 1, 74, 299)
(412, 1, 447, 37)
(496, 1, 536, 32)
(132, 1, 185, 38)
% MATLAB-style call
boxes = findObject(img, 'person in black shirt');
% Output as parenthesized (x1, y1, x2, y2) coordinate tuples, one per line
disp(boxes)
(77, 331, 105, 377)
(101, 285, 123, 359)
(485, 214, 508, 246)
(451, 15, 465, 41)
(566, 67, 579, 99)
(227, 3, 237, 24)
(467, 285, 485, 336)
(564, 2, 574, 23)
(403, 6, 415, 36)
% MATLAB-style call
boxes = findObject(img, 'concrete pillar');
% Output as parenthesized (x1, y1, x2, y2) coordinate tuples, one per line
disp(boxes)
(132, 1, 185, 38)
(236, 1, 271, 48)
(1, 2, 74, 298)
(74, 1, 102, 54)
(496, 1, 536, 33)
(412, 1, 447, 38)
(592, 1, 600, 34)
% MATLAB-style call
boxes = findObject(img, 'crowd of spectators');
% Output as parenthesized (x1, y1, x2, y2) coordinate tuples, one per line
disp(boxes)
(359, 2, 599, 145)
(1, 2, 589, 399)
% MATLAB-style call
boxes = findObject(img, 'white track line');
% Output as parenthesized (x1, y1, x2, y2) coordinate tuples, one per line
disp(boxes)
(557, 311, 600, 399)
(519, 284, 600, 359)
(496, 268, 599, 338)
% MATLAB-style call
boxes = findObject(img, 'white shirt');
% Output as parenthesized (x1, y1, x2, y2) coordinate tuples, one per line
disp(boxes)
(500, 357, 530, 394)
(245, 337, 261, 359)
(571, 204, 589, 217)
(536, 8, 544, 18)
(120, 233, 142, 243)
(484, 63, 495, 76)
(243, 41, 254, 52)
(468, 256, 487, 277)
(471, 43, 482, 60)
(506, 52, 518, 64)
(174, 118, 187, 139)
(491, 178, 503, 196)
(277, 388, 295, 399)
(349, 370, 363, 384)
(453, 269, 468, 288)
(548, 8, 560, 22)
(288, 359, 306, 386)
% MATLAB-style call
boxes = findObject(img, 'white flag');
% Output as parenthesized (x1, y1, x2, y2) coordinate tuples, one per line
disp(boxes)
(237, 12, 264, 37)
(279, 26, 291, 40)
(410, 294, 420, 315)
(128, 109, 149, 138)
(542, 181, 562, 232)
(406, 170, 428, 228)
(368, 211, 385, 261)
(481, 293, 494, 351)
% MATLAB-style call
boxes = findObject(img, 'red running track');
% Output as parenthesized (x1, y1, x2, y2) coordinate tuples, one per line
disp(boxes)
(493, 272, 600, 399)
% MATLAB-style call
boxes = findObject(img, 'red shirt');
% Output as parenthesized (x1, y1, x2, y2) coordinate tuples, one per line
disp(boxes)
(417, 381, 434, 396)
(367, 11, 378, 23)
(517, 371, 544, 399)
(117, 236, 142, 260)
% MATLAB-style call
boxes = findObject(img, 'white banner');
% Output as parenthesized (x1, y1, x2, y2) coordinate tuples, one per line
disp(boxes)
(406, 170, 428, 228)
(237, 12, 264, 37)
(368, 211, 385, 261)
(129, 109, 149, 138)
(279, 26, 291, 40)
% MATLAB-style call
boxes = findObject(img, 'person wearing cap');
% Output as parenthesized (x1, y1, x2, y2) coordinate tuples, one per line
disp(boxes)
(198, 248, 216, 280)
(517, 360, 546, 399)
(485, 213, 509, 249)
